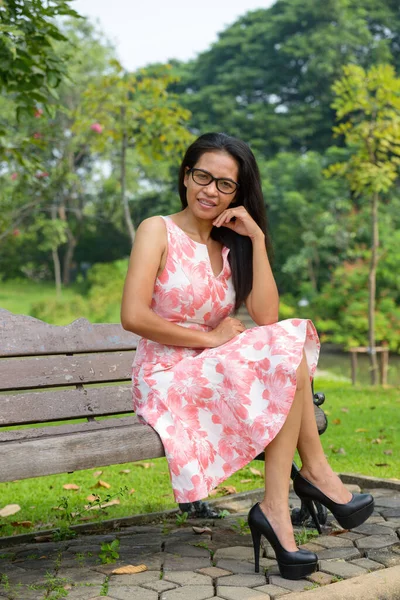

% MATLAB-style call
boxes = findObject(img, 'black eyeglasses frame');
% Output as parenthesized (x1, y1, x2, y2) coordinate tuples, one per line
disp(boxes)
(188, 167, 240, 195)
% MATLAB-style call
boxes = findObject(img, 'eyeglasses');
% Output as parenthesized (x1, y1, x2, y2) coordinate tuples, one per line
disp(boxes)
(188, 168, 239, 195)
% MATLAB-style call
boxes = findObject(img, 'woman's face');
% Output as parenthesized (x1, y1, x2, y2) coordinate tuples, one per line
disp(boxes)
(183, 150, 239, 220)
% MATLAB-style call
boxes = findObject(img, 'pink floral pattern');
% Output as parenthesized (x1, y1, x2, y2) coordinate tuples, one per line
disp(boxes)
(132, 216, 320, 502)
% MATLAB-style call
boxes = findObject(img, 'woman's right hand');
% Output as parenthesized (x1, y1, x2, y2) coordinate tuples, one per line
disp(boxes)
(208, 317, 246, 347)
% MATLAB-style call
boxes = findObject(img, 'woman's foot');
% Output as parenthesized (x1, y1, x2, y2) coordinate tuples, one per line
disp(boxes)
(299, 466, 352, 505)
(258, 501, 298, 552)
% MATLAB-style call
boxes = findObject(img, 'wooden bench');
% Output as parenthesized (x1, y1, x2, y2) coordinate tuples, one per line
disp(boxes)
(0, 309, 327, 519)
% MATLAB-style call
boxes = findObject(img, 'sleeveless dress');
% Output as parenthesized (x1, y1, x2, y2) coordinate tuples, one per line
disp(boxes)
(131, 216, 320, 503)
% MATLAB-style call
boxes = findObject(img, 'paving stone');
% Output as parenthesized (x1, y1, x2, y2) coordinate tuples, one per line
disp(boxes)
(306, 571, 335, 585)
(141, 580, 178, 593)
(215, 558, 275, 574)
(162, 553, 210, 571)
(56, 568, 105, 585)
(337, 531, 366, 541)
(216, 573, 266, 587)
(268, 576, 311, 592)
(106, 585, 158, 599)
(64, 586, 103, 599)
(355, 533, 398, 550)
(108, 570, 161, 586)
(163, 542, 211, 557)
(117, 533, 162, 546)
(373, 496, 400, 508)
(350, 557, 385, 571)
(253, 584, 290, 598)
(319, 559, 368, 579)
(160, 585, 215, 600)
(315, 546, 361, 560)
(381, 508, 400, 518)
(367, 544, 400, 567)
(298, 542, 325, 552)
(214, 546, 254, 561)
(0, 565, 46, 585)
(197, 566, 232, 577)
(164, 571, 212, 585)
(212, 530, 253, 548)
(1, 586, 43, 600)
(353, 522, 399, 536)
(217, 586, 271, 599)
(310, 535, 354, 549)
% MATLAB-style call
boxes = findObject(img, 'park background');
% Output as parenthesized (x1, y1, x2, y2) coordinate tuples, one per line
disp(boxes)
(0, 0, 399, 536)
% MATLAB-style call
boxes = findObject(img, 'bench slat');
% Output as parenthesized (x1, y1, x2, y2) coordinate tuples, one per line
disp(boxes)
(0, 385, 133, 426)
(0, 418, 165, 482)
(0, 309, 139, 357)
(0, 352, 135, 391)
(0, 416, 139, 442)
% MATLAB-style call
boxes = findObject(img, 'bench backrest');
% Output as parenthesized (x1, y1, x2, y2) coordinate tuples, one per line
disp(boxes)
(0, 309, 139, 428)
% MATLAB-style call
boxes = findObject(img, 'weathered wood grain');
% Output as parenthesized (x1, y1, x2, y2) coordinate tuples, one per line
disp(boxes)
(0, 416, 139, 442)
(0, 385, 133, 426)
(0, 309, 139, 357)
(0, 352, 135, 391)
(0, 418, 165, 482)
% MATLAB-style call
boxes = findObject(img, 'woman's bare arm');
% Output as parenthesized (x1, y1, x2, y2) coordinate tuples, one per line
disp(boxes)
(121, 216, 217, 348)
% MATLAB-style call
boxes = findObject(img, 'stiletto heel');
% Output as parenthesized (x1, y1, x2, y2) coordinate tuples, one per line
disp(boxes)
(249, 524, 262, 573)
(247, 503, 317, 580)
(293, 472, 374, 530)
(302, 498, 322, 534)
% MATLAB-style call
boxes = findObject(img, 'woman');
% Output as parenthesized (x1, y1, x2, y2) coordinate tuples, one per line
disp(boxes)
(121, 132, 374, 580)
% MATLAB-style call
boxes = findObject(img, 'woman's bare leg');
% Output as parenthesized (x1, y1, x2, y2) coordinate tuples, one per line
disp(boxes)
(296, 369, 352, 504)
(258, 354, 352, 552)
(258, 355, 309, 552)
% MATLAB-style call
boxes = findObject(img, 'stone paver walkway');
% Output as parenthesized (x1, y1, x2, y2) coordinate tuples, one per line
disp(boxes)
(0, 484, 399, 599)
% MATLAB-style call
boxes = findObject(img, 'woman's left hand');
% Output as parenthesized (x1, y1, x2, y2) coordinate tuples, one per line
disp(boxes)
(213, 206, 264, 241)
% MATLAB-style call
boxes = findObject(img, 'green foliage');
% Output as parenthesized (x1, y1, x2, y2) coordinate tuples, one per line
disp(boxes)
(326, 63, 400, 196)
(99, 539, 120, 564)
(294, 528, 319, 546)
(174, 0, 400, 157)
(29, 258, 128, 324)
(0, 1, 80, 103)
(175, 512, 189, 525)
(314, 256, 400, 351)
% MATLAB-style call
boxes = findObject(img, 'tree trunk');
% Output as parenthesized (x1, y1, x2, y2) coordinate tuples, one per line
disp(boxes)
(51, 205, 62, 298)
(120, 105, 136, 243)
(52, 247, 62, 298)
(62, 228, 77, 286)
(368, 191, 379, 385)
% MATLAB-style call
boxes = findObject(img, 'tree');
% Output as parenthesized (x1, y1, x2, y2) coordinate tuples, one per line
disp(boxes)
(173, 0, 400, 158)
(325, 63, 400, 383)
(0, 0, 80, 162)
(77, 61, 193, 242)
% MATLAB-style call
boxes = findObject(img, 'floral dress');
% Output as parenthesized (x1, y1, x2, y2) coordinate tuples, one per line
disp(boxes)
(132, 216, 320, 503)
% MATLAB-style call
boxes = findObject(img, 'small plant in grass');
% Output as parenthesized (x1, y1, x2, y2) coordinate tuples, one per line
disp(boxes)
(331, 575, 344, 583)
(29, 572, 70, 599)
(52, 523, 76, 541)
(232, 517, 251, 535)
(193, 541, 213, 556)
(100, 576, 109, 596)
(0, 574, 10, 592)
(218, 509, 230, 518)
(294, 528, 319, 546)
(99, 539, 120, 564)
(175, 511, 189, 525)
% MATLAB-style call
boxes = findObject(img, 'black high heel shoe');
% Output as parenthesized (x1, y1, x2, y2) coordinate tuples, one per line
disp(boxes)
(293, 472, 374, 533)
(247, 503, 318, 580)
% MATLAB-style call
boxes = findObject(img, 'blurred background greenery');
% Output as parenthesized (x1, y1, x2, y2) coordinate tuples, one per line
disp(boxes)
(1, 0, 400, 383)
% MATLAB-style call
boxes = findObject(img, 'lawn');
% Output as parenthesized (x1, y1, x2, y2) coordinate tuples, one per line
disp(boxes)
(0, 378, 398, 539)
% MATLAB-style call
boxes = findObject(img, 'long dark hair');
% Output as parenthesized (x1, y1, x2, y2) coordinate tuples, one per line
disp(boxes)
(178, 132, 272, 310)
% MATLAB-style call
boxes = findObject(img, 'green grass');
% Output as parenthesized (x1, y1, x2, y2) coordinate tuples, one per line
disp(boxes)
(0, 378, 398, 539)
(0, 279, 83, 317)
